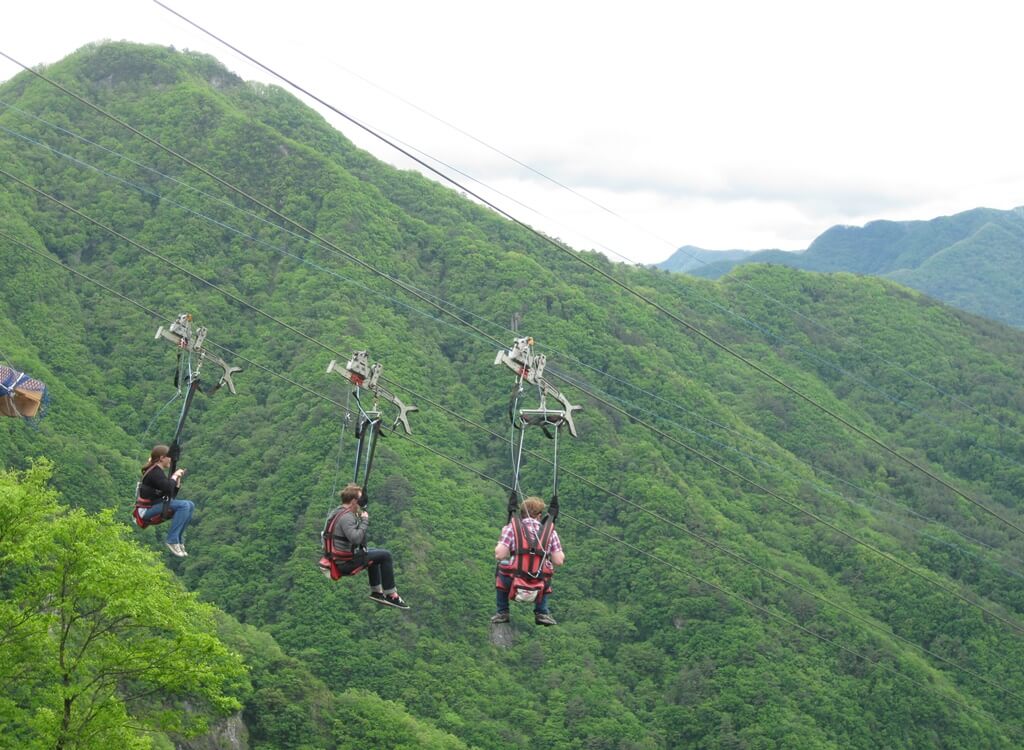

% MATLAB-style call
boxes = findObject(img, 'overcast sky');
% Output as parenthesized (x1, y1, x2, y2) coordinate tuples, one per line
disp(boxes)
(4, 0, 1024, 265)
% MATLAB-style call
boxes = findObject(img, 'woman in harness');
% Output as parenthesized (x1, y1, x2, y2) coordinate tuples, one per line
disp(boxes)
(329, 483, 410, 609)
(137, 444, 195, 557)
(492, 496, 565, 626)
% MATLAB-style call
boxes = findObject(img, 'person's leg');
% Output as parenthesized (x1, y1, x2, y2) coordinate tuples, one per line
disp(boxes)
(364, 548, 395, 593)
(490, 573, 512, 622)
(534, 579, 556, 625)
(164, 499, 194, 544)
(364, 549, 408, 608)
(366, 558, 382, 592)
(495, 573, 511, 613)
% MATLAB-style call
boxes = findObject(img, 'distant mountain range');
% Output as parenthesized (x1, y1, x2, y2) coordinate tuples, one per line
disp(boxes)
(657, 206, 1024, 328)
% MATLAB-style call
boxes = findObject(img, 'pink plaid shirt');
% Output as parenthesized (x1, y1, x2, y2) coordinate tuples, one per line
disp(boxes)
(498, 517, 562, 555)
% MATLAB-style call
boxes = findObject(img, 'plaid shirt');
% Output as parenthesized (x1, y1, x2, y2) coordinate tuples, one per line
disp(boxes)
(498, 517, 562, 555)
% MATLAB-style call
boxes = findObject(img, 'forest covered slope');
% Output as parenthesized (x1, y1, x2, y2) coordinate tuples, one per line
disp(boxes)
(3, 42, 1024, 749)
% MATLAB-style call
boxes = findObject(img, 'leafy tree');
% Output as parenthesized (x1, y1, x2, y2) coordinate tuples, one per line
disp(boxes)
(0, 461, 246, 749)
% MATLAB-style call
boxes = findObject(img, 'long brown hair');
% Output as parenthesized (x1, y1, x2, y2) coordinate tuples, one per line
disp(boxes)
(141, 444, 170, 475)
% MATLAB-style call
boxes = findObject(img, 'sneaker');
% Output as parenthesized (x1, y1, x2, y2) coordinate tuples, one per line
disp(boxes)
(166, 542, 186, 558)
(370, 593, 410, 609)
(534, 612, 557, 626)
(490, 611, 510, 624)
(178, 544, 188, 557)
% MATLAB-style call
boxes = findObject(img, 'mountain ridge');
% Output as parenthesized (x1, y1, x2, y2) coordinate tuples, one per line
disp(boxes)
(659, 206, 1024, 328)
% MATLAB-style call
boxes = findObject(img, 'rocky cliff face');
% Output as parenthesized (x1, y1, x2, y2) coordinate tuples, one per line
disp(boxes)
(177, 712, 249, 750)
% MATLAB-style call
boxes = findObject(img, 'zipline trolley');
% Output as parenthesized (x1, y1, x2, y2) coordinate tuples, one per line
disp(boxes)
(494, 336, 580, 523)
(154, 313, 242, 470)
(326, 350, 417, 488)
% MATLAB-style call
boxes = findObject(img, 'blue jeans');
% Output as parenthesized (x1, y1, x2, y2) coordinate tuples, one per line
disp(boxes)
(143, 498, 194, 544)
(364, 548, 396, 593)
(496, 572, 549, 614)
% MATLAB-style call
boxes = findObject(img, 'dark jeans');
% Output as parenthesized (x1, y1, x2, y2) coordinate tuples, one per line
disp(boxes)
(496, 572, 549, 614)
(365, 548, 396, 592)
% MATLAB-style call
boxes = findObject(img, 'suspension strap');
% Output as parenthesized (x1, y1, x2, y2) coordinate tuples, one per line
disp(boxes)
(549, 424, 561, 523)
(351, 390, 384, 489)
(168, 373, 200, 483)
(329, 389, 353, 501)
(506, 391, 530, 522)
(506, 489, 520, 524)
(354, 415, 383, 487)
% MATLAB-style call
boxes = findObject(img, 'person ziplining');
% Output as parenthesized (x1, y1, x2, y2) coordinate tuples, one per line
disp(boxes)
(491, 336, 579, 626)
(133, 314, 241, 557)
(319, 350, 416, 609)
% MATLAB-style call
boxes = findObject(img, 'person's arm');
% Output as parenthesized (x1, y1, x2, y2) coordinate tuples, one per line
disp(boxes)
(140, 466, 178, 498)
(550, 529, 565, 566)
(494, 523, 513, 560)
(336, 511, 368, 547)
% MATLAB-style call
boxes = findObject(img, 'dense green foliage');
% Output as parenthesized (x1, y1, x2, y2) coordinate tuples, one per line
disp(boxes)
(0, 461, 245, 747)
(660, 207, 1024, 328)
(3, 42, 1024, 748)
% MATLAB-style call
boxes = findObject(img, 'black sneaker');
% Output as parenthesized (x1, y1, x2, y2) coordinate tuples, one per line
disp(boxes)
(368, 591, 386, 603)
(376, 593, 410, 609)
(534, 612, 557, 626)
(490, 611, 510, 624)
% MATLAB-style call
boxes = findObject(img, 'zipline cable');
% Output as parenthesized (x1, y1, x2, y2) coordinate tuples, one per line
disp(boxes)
(4, 80, 1019, 581)
(79, 11, 1020, 539)
(0, 49, 504, 352)
(5, 40, 1024, 640)
(385, 373, 1024, 633)
(4, 113, 1019, 482)
(4, 180, 1023, 636)
(7, 184, 1015, 583)
(268, 51, 1024, 443)
(6, 113, 1012, 578)
(5, 57, 1020, 503)
(7, 229, 1018, 709)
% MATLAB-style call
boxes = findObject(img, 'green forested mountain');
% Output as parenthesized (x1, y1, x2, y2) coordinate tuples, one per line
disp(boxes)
(3, 42, 1024, 749)
(659, 207, 1024, 328)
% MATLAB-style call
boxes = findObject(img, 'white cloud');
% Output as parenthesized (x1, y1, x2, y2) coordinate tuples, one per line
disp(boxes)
(4, 0, 1024, 264)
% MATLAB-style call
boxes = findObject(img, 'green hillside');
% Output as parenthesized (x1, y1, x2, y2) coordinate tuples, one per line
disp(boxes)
(662, 207, 1024, 328)
(4, 42, 1024, 749)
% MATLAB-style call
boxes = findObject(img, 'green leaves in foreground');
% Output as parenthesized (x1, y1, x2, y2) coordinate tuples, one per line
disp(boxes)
(0, 460, 247, 749)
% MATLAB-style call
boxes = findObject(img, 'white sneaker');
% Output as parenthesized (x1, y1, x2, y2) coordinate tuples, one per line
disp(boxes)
(166, 543, 186, 558)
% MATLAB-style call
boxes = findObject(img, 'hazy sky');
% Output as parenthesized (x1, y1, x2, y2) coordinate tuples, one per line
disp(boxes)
(4, 0, 1024, 265)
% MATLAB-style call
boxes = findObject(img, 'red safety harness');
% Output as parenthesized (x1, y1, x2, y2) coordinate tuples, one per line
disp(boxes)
(319, 507, 373, 580)
(496, 515, 555, 603)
